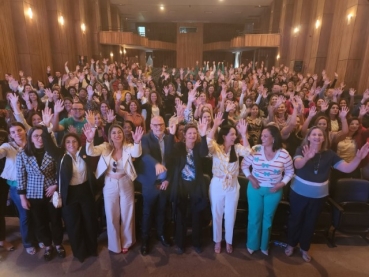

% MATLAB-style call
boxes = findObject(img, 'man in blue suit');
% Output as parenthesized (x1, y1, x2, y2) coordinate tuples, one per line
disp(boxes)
(136, 116, 176, 255)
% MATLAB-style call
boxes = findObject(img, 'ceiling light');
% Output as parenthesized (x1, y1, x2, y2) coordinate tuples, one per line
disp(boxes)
(276, 54, 280, 60)
(123, 48, 127, 54)
(293, 26, 300, 34)
(160, 5, 164, 11)
(27, 7, 33, 19)
(81, 23, 86, 32)
(110, 52, 114, 57)
(120, 50, 123, 54)
(58, 16, 64, 25)
(315, 19, 320, 29)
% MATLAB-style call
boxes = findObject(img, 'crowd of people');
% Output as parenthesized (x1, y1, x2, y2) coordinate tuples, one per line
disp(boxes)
(0, 58, 369, 263)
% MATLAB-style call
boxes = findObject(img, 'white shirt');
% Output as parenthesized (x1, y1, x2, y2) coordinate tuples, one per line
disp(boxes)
(67, 150, 87, 186)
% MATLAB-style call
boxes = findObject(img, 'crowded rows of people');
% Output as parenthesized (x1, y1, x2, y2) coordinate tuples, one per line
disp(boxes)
(1, 58, 369, 264)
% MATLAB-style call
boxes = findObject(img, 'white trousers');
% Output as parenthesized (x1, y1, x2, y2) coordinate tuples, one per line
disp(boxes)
(209, 176, 240, 244)
(104, 176, 136, 253)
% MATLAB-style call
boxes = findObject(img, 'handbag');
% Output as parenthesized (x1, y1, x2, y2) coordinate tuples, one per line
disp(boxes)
(52, 154, 66, 208)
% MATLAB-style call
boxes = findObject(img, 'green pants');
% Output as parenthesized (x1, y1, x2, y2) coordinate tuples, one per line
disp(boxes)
(246, 183, 282, 251)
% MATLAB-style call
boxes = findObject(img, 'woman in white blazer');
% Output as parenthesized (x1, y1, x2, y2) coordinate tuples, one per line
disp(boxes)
(83, 123, 143, 254)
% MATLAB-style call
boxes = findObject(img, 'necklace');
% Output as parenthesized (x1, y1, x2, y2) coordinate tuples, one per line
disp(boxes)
(314, 153, 322, 174)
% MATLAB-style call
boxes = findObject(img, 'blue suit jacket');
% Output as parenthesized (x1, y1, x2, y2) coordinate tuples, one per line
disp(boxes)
(136, 131, 174, 196)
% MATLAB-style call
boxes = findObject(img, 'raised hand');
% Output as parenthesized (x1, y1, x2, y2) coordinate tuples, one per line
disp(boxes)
(106, 109, 116, 123)
(168, 123, 177, 135)
(339, 107, 349, 119)
(48, 76, 54, 84)
(22, 91, 30, 102)
(213, 112, 224, 127)
(45, 88, 53, 99)
(359, 105, 369, 117)
(236, 118, 248, 135)
(82, 123, 96, 142)
(8, 93, 19, 110)
(302, 145, 315, 160)
(308, 106, 317, 118)
(187, 89, 197, 103)
(42, 106, 53, 127)
(115, 91, 122, 101)
(197, 118, 208, 137)
(132, 126, 144, 143)
(85, 110, 95, 126)
(226, 102, 236, 112)
(357, 143, 369, 160)
(163, 86, 169, 96)
(54, 100, 64, 114)
(320, 100, 329, 112)
(87, 86, 94, 98)
(194, 80, 201, 90)
(19, 70, 24, 77)
(349, 88, 356, 97)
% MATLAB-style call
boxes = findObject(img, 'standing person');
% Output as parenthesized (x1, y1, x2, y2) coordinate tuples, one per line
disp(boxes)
(41, 108, 99, 262)
(169, 121, 209, 254)
(17, 126, 65, 261)
(0, 122, 34, 254)
(241, 125, 294, 255)
(0, 126, 14, 252)
(135, 116, 176, 256)
(285, 126, 369, 262)
(207, 113, 251, 254)
(84, 124, 144, 254)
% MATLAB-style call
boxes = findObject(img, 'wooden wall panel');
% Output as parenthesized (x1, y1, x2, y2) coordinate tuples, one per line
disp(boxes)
(176, 23, 203, 68)
(203, 23, 244, 44)
(0, 0, 19, 79)
(278, 0, 294, 66)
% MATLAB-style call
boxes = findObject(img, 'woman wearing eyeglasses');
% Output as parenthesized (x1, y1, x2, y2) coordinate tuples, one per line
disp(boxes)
(83, 123, 144, 254)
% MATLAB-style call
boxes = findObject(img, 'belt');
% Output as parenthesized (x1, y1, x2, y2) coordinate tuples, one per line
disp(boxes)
(106, 173, 127, 179)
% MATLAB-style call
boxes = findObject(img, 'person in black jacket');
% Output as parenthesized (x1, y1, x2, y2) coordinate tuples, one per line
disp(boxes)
(169, 121, 209, 254)
(41, 110, 98, 263)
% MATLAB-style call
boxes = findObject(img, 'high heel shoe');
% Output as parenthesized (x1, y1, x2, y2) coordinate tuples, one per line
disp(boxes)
(261, 249, 269, 256)
(122, 248, 129, 254)
(247, 248, 254, 255)
(0, 241, 15, 251)
(214, 242, 221, 254)
(226, 243, 233, 254)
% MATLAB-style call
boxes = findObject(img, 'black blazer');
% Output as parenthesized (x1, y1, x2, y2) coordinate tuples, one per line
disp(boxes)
(169, 137, 209, 212)
(135, 131, 174, 196)
(41, 127, 96, 204)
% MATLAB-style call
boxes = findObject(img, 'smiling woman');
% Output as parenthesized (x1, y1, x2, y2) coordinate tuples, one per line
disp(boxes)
(169, 121, 209, 254)
(286, 126, 369, 262)
(84, 123, 143, 254)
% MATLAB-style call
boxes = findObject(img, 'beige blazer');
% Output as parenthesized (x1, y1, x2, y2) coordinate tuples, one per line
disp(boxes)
(86, 141, 142, 181)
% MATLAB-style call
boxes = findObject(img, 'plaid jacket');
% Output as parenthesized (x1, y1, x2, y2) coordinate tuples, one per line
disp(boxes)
(16, 150, 56, 199)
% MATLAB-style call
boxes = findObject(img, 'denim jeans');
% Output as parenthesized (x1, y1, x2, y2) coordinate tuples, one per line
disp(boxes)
(9, 186, 34, 248)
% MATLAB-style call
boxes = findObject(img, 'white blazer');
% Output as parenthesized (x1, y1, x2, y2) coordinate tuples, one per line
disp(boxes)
(86, 141, 142, 181)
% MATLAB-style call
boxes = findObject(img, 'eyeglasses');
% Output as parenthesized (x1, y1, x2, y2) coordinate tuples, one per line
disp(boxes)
(72, 108, 84, 111)
(112, 161, 117, 173)
(32, 134, 42, 139)
(151, 123, 164, 128)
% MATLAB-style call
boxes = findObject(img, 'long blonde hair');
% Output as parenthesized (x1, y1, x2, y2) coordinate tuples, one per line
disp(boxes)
(107, 124, 127, 148)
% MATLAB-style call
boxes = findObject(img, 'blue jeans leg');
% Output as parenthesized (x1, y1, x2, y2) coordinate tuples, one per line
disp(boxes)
(9, 186, 34, 248)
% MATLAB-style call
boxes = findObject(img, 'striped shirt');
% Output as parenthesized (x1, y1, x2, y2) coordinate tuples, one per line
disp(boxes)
(241, 145, 294, 187)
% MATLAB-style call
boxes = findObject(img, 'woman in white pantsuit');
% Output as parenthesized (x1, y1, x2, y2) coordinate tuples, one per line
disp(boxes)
(207, 113, 251, 254)
(84, 123, 143, 254)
